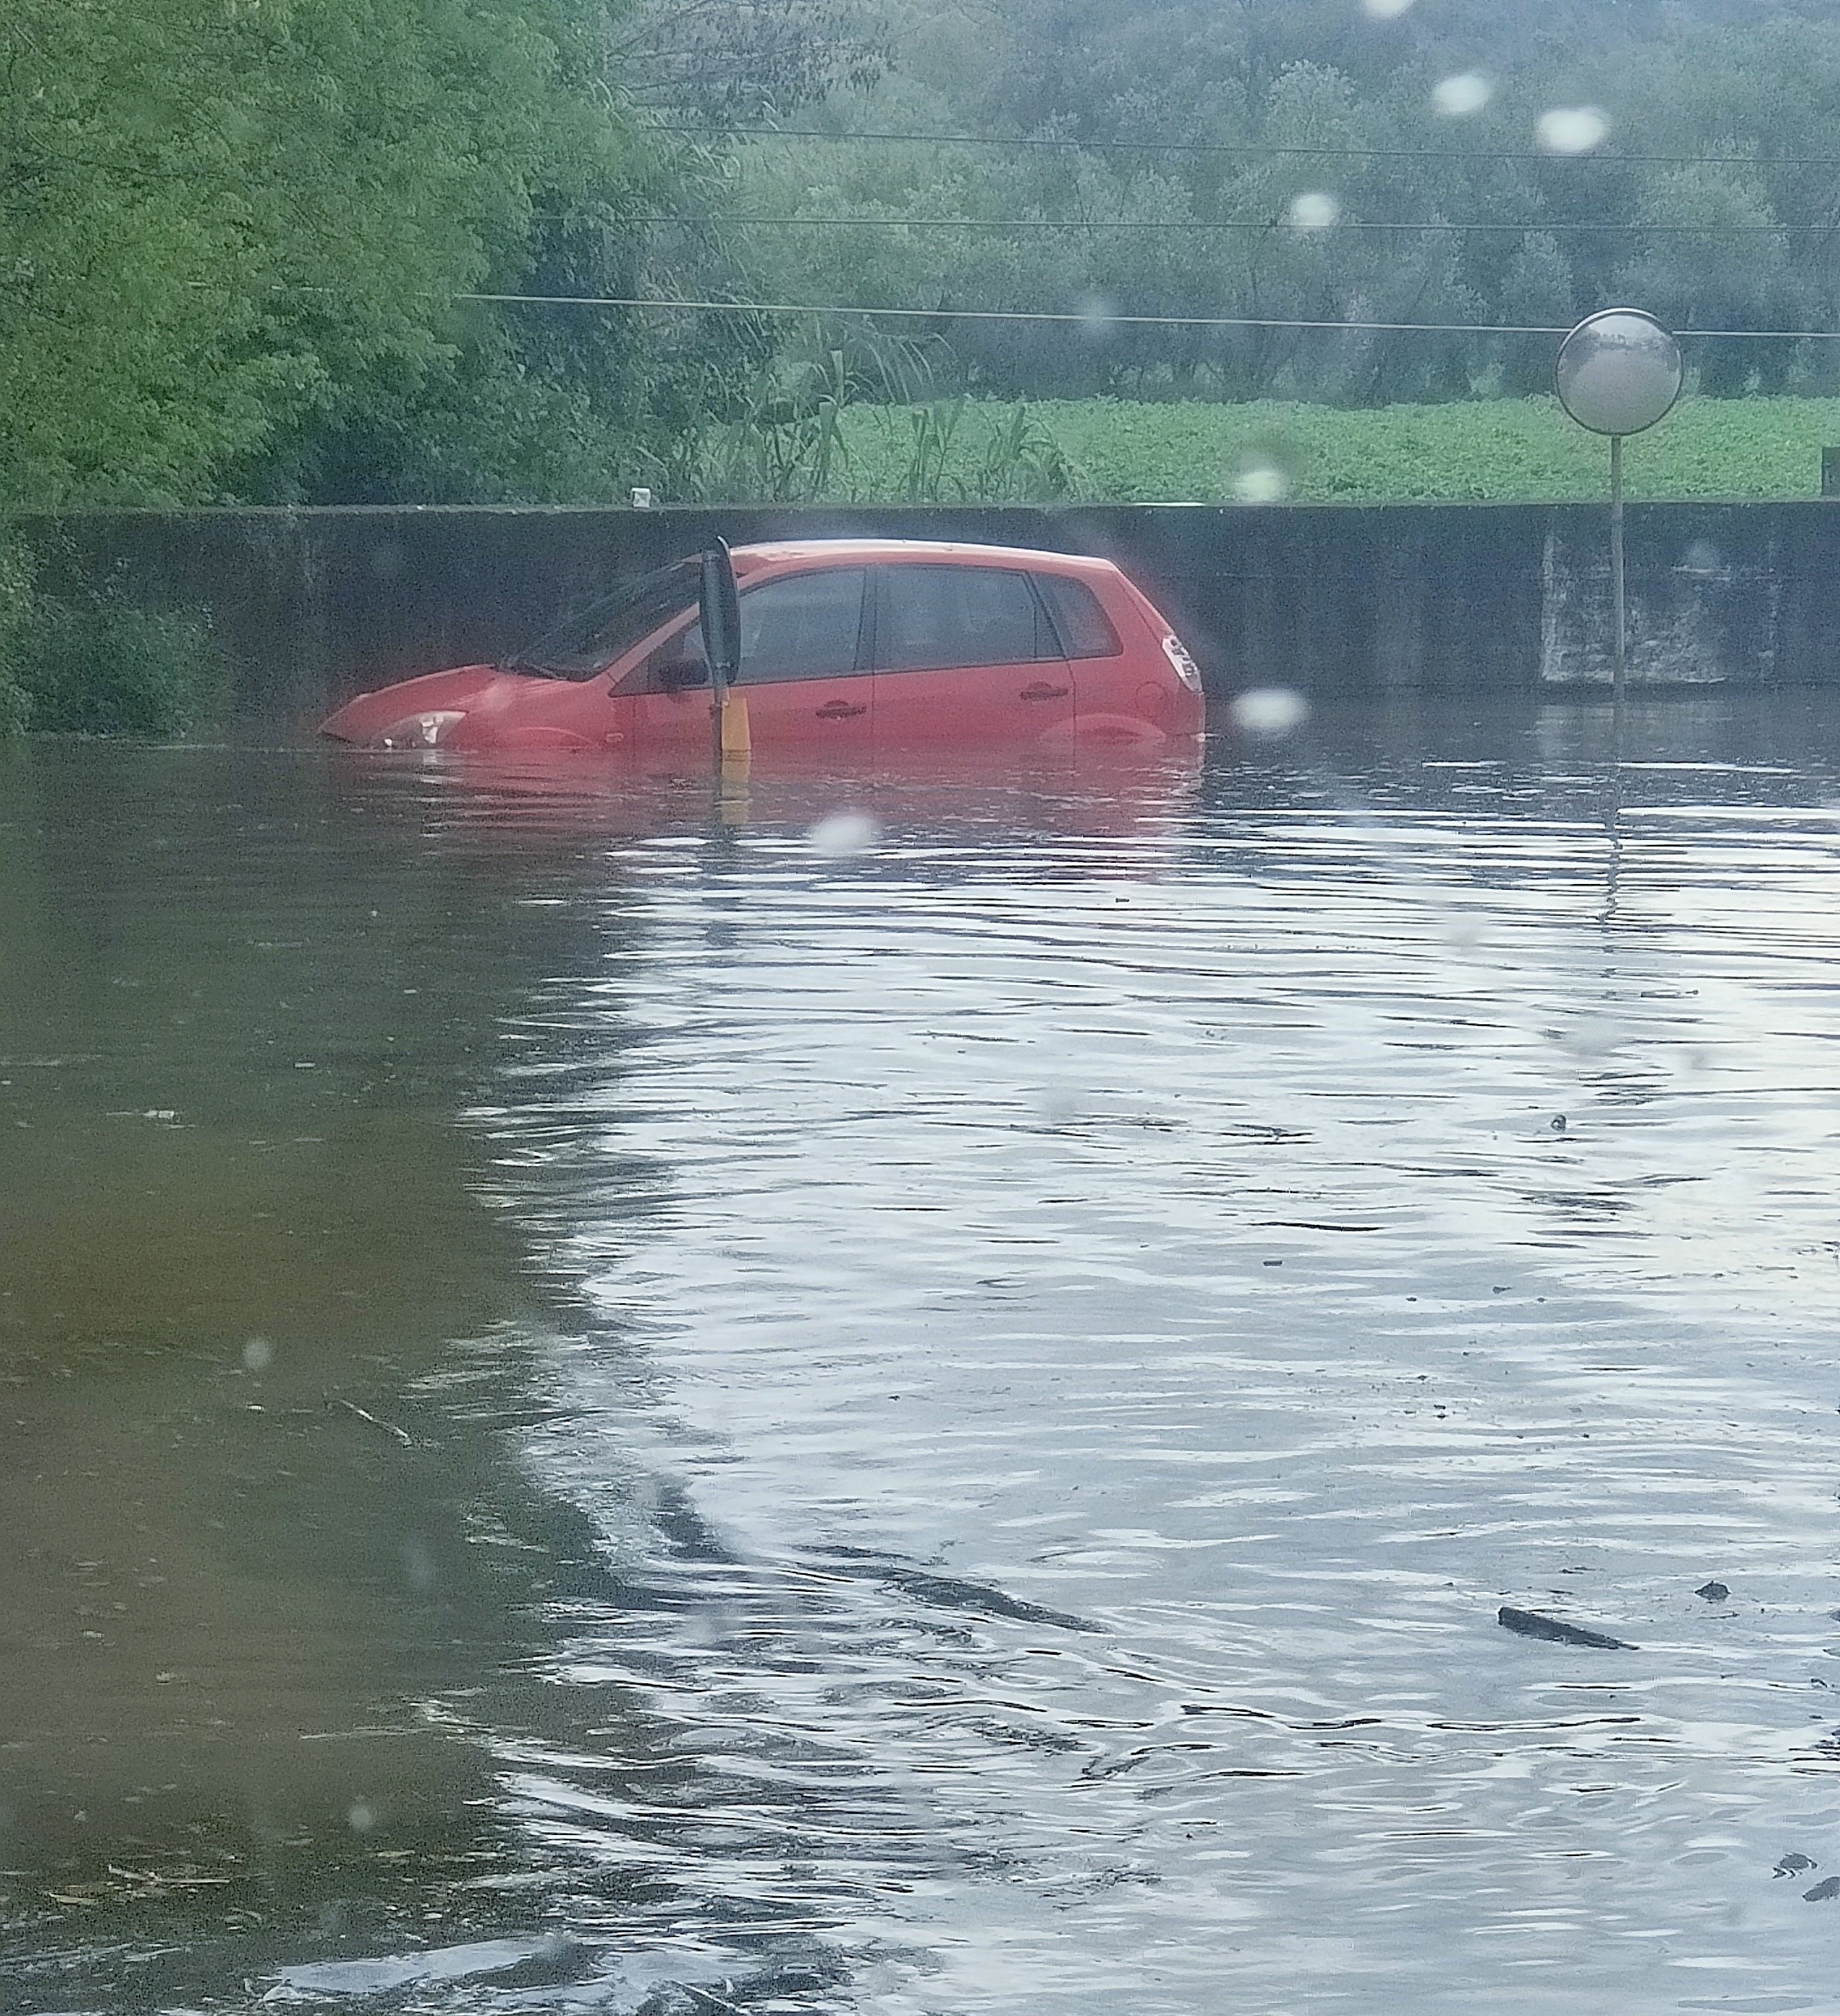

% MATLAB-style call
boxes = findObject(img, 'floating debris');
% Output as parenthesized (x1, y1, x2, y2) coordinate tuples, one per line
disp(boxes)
(1497, 1605, 1634, 1651)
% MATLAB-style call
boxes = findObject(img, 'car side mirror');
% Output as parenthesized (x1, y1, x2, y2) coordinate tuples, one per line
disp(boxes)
(699, 542, 741, 692)
(655, 657, 710, 693)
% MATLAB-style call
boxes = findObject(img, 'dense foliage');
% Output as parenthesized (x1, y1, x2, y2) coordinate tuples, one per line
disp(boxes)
(7, 593, 228, 737)
(726, 0, 1840, 404)
(0, 0, 756, 727)
(0, 0, 698, 511)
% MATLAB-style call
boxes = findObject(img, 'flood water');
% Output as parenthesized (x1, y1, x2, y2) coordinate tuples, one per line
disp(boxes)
(3, 697, 1839, 2015)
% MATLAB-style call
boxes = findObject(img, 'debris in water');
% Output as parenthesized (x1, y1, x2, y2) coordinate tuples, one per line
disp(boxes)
(330, 1396, 414, 1448)
(1497, 1604, 1634, 1651)
(1695, 1580, 1731, 1602)
(267, 1936, 581, 1998)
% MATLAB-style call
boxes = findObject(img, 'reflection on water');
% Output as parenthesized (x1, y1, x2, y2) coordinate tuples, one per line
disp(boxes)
(2, 700, 1839, 2014)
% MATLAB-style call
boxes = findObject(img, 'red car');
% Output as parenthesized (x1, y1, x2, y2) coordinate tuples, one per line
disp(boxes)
(319, 539, 1205, 763)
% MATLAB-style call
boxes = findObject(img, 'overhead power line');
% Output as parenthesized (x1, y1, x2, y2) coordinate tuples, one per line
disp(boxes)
(656, 123, 1840, 171)
(461, 293, 1840, 340)
(628, 213, 1840, 236)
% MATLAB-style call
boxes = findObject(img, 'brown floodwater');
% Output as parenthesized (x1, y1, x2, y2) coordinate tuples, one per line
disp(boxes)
(2, 698, 1838, 2014)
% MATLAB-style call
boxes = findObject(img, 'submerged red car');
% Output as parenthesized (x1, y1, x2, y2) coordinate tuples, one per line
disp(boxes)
(319, 539, 1205, 762)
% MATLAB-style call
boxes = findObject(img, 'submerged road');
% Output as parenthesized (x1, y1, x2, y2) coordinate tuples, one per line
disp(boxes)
(2, 696, 1838, 2012)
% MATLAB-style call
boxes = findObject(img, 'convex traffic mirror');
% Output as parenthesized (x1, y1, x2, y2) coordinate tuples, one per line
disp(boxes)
(1555, 309, 1683, 439)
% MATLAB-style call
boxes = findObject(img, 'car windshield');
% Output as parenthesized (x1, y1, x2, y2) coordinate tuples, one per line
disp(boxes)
(504, 559, 697, 679)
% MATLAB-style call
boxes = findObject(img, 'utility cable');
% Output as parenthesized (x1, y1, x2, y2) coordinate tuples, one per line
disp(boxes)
(653, 124, 1840, 170)
(461, 293, 1840, 339)
(624, 214, 1840, 235)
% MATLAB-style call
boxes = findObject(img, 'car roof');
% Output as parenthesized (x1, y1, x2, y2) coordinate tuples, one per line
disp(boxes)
(729, 538, 1121, 579)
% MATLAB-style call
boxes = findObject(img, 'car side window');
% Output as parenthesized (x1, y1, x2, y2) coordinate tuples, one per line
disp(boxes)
(875, 566, 1060, 674)
(1037, 573, 1123, 659)
(636, 568, 869, 691)
(734, 568, 869, 684)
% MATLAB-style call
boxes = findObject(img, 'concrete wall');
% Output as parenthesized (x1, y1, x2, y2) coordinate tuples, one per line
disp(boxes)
(20, 501, 1840, 723)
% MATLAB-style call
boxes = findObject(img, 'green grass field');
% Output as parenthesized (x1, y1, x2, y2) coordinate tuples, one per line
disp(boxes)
(834, 395, 1840, 504)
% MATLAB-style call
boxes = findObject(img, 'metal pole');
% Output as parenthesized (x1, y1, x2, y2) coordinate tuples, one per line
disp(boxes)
(1609, 431, 1626, 723)
(710, 670, 728, 778)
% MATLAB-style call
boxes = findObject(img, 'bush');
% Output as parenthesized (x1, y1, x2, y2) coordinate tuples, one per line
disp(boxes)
(10, 593, 229, 737)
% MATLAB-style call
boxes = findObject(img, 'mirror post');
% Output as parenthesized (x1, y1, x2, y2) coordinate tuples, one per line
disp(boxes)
(1554, 310, 1682, 735)
(1610, 431, 1625, 725)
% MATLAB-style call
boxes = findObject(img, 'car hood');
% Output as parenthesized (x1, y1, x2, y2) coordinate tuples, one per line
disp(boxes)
(320, 664, 532, 743)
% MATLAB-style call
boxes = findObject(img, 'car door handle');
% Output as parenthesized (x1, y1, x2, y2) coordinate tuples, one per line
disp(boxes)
(815, 699, 867, 719)
(1020, 682, 1072, 701)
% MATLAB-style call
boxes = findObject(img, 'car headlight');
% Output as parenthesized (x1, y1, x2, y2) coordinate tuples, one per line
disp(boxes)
(374, 710, 465, 749)
(1161, 634, 1203, 693)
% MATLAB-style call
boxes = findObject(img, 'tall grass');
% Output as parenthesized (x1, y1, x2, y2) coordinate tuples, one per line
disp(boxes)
(827, 395, 1840, 505)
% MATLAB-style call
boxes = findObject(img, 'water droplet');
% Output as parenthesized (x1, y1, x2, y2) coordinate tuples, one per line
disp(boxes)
(401, 1538, 437, 1594)
(1361, 0, 1416, 17)
(807, 811, 880, 859)
(1680, 539, 1723, 577)
(1035, 1084, 1088, 1130)
(1228, 688, 1311, 738)
(1537, 107, 1611, 156)
(241, 1337, 273, 1374)
(1433, 73, 1492, 118)
(1286, 192, 1340, 231)
(347, 1799, 378, 1834)
(1231, 455, 1293, 505)
(1077, 293, 1120, 341)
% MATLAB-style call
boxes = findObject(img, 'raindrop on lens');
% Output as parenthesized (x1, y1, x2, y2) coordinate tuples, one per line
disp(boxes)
(347, 1799, 378, 1835)
(1537, 107, 1611, 156)
(1681, 539, 1722, 577)
(241, 1337, 273, 1374)
(1231, 455, 1292, 504)
(807, 811, 880, 859)
(1433, 73, 1493, 118)
(1286, 192, 1340, 231)
(1077, 293, 1120, 341)
(1360, 0, 1416, 17)
(1036, 1084, 1087, 1130)
(1230, 688, 1311, 739)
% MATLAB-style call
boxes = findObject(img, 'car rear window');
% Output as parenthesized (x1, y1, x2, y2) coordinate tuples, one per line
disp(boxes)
(1037, 573, 1123, 659)
(876, 566, 1059, 673)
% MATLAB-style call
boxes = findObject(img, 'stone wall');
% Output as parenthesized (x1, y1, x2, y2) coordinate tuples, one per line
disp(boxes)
(20, 500, 1839, 722)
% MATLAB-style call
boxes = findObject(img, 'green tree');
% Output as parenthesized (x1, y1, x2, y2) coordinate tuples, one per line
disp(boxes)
(0, 0, 652, 510)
